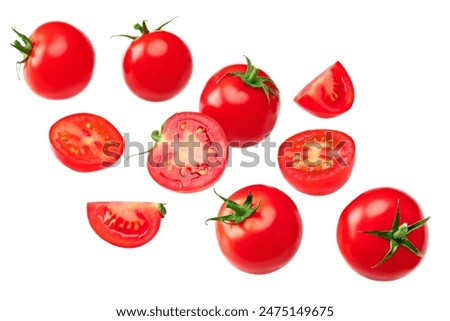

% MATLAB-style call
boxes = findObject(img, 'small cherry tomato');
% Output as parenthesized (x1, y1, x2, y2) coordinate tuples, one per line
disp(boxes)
(11, 21, 95, 99)
(294, 61, 354, 118)
(337, 187, 430, 281)
(200, 56, 280, 147)
(206, 185, 303, 274)
(278, 129, 356, 195)
(49, 113, 124, 172)
(147, 112, 228, 193)
(87, 202, 166, 248)
(118, 18, 193, 102)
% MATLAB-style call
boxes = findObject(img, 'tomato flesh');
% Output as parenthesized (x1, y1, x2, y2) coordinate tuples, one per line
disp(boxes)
(147, 112, 228, 193)
(278, 129, 355, 195)
(49, 113, 124, 172)
(213, 185, 302, 274)
(87, 202, 164, 248)
(337, 187, 429, 281)
(294, 61, 354, 118)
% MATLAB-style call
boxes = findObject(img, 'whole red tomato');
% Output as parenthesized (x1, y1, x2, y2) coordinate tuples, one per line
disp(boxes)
(200, 56, 280, 147)
(294, 61, 354, 118)
(337, 187, 430, 281)
(119, 18, 193, 102)
(207, 185, 302, 274)
(49, 113, 124, 172)
(147, 112, 228, 193)
(278, 129, 356, 195)
(11, 21, 95, 99)
(87, 202, 166, 248)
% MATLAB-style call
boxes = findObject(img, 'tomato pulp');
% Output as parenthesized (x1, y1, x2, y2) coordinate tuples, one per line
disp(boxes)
(278, 129, 356, 195)
(147, 112, 228, 193)
(294, 61, 354, 118)
(49, 113, 124, 172)
(87, 202, 166, 248)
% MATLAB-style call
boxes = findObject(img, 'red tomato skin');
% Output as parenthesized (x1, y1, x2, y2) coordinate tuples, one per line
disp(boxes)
(294, 61, 354, 118)
(337, 187, 429, 281)
(147, 112, 228, 193)
(278, 129, 356, 196)
(123, 31, 193, 102)
(87, 202, 163, 248)
(215, 185, 302, 274)
(24, 21, 95, 99)
(199, 64, 280, 147)
(49, 113, 124, 172)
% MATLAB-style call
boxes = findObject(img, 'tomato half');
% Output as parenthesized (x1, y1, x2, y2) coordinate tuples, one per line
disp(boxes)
(207, 185, 302, 274)
(200, 56, 280, 147)
(49, 113, 124, 172)
(120, 19, 193, 102)
(294, 61, 354, 118)
(147, 112, 228, 193)
(87, 202, 166, 248)
(12, 21, 95, 99)
(337, 187, 430, 281)
(278, 129, 355, 195)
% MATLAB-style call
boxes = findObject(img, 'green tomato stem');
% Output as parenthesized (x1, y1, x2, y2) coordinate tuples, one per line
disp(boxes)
(205, 189, 261, 225)
(361, 200, 430, 268)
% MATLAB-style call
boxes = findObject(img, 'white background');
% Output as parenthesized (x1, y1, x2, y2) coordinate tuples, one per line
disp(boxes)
(1, 0, 449, 320)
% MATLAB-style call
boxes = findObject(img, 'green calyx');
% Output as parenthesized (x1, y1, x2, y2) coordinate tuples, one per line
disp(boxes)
(112, 17, 179, 40)
(157, 203, 167, 217)
(220, 55, 279, 104)
(361, 200, 430, 268)
(205, 189, 261, 225)
(11, 27, 33, 78)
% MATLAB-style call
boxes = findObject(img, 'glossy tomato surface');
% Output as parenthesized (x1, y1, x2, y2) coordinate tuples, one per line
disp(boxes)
(337, 187, 429, 281)
(278, 129, 355, 195)
(14, 21, 95, 99)
(294, 61, 354, 118)
(122, 27, 193, 102)
(87, 202, 165, 248)
(200, 58, 279, 147)
(49, 113, 124, 172)
(147, 112, 228, 193)
(211, 185, 302, 274)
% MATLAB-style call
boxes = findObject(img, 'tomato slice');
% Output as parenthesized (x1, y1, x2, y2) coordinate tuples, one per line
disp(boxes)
(294, 61, 354, 118)
(147, 112, 228, 193)
(87, 202, 165, 248)
(278, 129, 356, 195)
(49, 113, 124, 172)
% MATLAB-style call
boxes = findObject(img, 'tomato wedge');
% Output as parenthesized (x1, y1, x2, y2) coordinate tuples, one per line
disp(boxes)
(87, 202, 166, 248)
(278, 129, 356, 195)
(147, 112, 228, 193)
(49, 113, 124, 172)
(294, 61, 354, 118)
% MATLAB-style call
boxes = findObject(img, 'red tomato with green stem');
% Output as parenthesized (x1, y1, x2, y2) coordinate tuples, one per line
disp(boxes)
(294, 61, 354, 118)
(278, 129, 356, 195)
(11, 21, 95, 99)
(87, 202, 166, 248)
(146, 112, 228, 193)
(117, 18, 193, 102)
(337, 187, 430, 281)
(49, 113, 124, 172)
(200, 56, 280, 147)
(206, 185, 303, 274)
